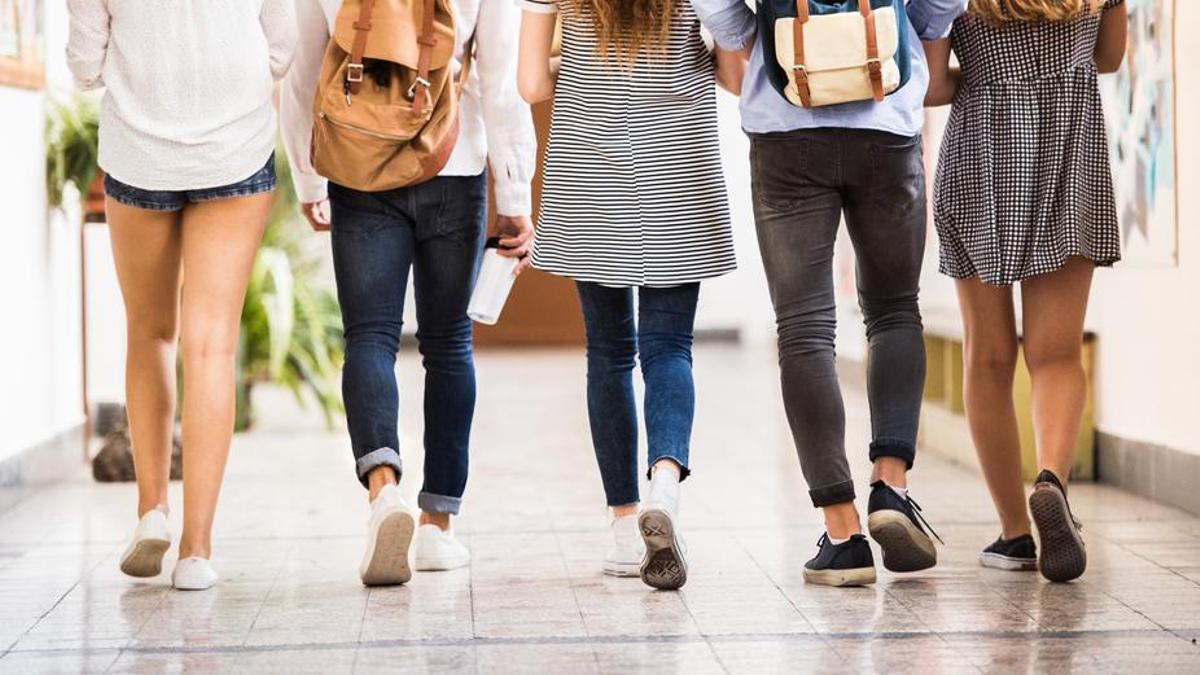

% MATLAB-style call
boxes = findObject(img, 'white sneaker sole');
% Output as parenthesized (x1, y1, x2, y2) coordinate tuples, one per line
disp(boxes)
(361, 510, 415, 586)
(638, 509, 687, 590)
(120, 537, 171, 578)
(867, 509, 937, 573)
(802, 565, 876, 587)
(979, 551, 1037, 571)
(602, 559, 642, 578)
(414, 555, 469, 572)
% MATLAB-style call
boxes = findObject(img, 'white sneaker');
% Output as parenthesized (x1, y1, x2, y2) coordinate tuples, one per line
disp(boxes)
(360, 484, 416, 586)
(603, 514, 645, 577)
(414, 524, 470, 571)
(119, 507, 171, 578)
(639, 468, 688, 590)
(172, 556, 218, 591)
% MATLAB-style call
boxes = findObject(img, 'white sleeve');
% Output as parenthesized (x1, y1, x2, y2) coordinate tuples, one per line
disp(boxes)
(260, 0, 299, 80)
(66, 0, 110, 90)
(280, 0, 331, 204)
(519, 0, 558, 14)
(477, 0, 538, 216)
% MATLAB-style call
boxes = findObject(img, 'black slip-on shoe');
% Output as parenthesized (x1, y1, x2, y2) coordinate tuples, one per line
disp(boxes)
(803, 533, 876, 587)
(1029, 470, 1087, 582)
(980, 533, 1038, 571)
(866, 480, 942, 573)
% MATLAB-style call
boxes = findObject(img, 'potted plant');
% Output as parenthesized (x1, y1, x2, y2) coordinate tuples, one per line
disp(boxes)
(235, 150, 346, 430)
(45, 94, 104, 220)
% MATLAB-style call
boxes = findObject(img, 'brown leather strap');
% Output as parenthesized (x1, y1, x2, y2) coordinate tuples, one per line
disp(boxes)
(411, 0, 438, 112)
(346, 0, 377, 96)
(860, 1, 884, 102)
(792, 1, 812, 108)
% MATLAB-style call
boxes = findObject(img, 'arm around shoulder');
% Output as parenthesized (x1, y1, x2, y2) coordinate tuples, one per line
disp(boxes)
(1095, 1, 1127, 74)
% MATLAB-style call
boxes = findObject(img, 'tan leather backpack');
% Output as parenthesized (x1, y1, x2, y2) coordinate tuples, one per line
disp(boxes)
(311, 0, 472, 192)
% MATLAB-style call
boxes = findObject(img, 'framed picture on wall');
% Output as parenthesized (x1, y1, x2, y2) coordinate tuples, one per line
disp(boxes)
(1101, 0, 1178, 267)
(0, 0, 44, 90)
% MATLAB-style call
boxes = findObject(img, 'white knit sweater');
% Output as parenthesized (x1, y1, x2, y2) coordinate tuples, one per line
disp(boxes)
(66, 0, 297, 191)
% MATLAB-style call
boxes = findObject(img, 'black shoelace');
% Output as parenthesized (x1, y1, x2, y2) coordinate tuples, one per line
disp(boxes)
(905, 494, 945, 545)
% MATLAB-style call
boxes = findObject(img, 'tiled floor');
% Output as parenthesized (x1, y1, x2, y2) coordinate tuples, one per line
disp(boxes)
(1, 346, 1198, 673)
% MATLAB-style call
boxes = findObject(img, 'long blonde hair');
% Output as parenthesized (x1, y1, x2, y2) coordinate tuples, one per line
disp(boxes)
(969, 0, 1103, 24)
(571, 0, 677, 66)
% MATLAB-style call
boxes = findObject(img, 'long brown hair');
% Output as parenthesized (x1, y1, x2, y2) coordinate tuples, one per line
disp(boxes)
(572, 0, 678, 66)
(969, 0, 1103, 24)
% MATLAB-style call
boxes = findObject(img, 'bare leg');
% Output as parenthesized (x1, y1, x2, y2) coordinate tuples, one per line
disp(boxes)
(106, 199, 183, 518)
(1020, 257, 1094, 486)
(956, 277, 1028, 539)
(823, 502, 863, 539)
(176, 193, 273, 559)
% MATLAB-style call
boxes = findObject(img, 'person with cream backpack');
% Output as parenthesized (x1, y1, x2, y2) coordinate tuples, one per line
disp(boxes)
(281, 0, 536, 586)
(692, 0, 966, 586)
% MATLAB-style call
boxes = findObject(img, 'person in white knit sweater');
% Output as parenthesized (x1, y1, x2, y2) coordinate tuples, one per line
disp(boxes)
(280, 0, 535, 585)
(66, 0, 297, 591)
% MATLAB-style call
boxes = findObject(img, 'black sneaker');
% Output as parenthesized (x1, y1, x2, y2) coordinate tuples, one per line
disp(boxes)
(866, 480, 942, 573)
(803, 533, 876, 587)
(1029, 469, 1086, 582)
(979, 534, 1037, 571)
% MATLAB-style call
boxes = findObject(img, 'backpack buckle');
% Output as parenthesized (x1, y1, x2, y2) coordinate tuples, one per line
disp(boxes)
(792, 64, 808, 84)
(346, 63, 364, 84)
(865, 58, 882, 74)
(406, 76, 431, 100)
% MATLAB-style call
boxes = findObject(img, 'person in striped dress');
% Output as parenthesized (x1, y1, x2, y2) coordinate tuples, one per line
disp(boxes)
(518, 1, 743, 590)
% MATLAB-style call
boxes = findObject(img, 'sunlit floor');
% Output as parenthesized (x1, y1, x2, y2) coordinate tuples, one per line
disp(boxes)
(1, 345, 1199, 673)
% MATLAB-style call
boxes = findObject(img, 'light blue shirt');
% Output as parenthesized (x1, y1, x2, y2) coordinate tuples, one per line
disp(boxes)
(693, 0, 968, 136)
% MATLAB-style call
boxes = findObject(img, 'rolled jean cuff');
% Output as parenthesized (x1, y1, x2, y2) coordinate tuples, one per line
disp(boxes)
(646, 452, 691, 482)
(355, 447, 403, 488)
(418, 491, 463, 515)
(809, 480, 856, 508)
(869, 439, 916, 470)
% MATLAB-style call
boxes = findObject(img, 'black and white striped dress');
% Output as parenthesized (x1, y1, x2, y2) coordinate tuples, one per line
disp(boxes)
(933, 1, 1123, 286)
(523, 0, 737, 287)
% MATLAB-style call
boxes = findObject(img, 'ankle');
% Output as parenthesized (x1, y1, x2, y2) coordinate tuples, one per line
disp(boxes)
(177, 541, 211, 560)
(138, 501, 168, 518)
(870, 457, 907, 488)
(420, 512, 451, 531)
(822, 502, 862, 540)
(651, 459, 682, 481)
(366, 466, 398, 502)
(611, 503, 639, 519)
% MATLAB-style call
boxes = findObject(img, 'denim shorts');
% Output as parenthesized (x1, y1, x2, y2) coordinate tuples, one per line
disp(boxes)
(104, 153, 277, 212)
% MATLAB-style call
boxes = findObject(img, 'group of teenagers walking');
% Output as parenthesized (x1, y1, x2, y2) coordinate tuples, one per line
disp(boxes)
(66, 0, 1128, 592)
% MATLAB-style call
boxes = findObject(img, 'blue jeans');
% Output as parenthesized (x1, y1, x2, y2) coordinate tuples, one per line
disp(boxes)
(328, 173, 487, 515)
(576, 282, 700, 507)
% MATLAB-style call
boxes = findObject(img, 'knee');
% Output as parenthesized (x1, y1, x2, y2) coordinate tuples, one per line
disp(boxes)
(126, 311, 179, 348)
(180, 324, 238, 364)
(965, 340, 1019, 378)
(775, 305, 836, 360)
(859, 292, 922, 338)
(637, 330, 693, 371)
(1023, 339, 1082, 374)
(345, 319, 403, 355)
(416, 319, 473, 367)
(585, 332, 637, 373)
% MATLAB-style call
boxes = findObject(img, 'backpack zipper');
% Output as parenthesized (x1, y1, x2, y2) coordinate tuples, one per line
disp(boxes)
(318, 112, 411, 141)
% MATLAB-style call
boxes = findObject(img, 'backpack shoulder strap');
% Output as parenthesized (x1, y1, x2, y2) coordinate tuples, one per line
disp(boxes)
(456, 32, 476, 95)
(346, 0, 378, 96)
(860, 1, 884, 102)
(792, 1, 812, 107)
(410, 0, 438, 112)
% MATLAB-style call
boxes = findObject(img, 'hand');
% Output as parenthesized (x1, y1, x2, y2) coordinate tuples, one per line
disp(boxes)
(301, 200, 331, 232)
(492, 214, 534, 276)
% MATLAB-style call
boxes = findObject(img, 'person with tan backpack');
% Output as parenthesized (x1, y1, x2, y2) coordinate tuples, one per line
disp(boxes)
(281, 0, 535, 586)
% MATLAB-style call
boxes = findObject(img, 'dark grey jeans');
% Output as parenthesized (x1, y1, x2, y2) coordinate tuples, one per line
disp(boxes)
(749, 128, 927, 508)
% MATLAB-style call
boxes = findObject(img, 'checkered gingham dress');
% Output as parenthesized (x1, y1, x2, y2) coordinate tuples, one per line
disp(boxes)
(933, 1, 1123, 286)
